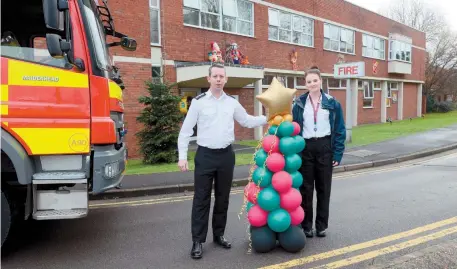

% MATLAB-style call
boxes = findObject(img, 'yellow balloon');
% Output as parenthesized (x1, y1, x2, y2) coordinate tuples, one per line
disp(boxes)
(283, 114, 293, 122)
(273, 115, 283, 125)
(256, 77, 297, 121)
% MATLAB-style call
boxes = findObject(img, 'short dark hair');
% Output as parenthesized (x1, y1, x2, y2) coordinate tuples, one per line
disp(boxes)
(304, 65, 321, 80)
(208, 63, 225, 76)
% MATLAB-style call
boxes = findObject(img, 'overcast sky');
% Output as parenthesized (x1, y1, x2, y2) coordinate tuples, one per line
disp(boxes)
(345, 0, 457, 31)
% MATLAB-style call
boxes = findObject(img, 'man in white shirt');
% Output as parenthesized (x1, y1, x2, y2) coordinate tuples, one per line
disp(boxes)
(177, 63, 267, 259)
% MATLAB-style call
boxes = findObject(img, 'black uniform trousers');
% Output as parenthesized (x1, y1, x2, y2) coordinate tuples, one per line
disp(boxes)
(191, 145, 235, 243)
(299, 135, 333, 232)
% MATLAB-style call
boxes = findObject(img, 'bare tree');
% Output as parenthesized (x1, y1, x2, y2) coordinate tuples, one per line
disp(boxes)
(381, 0, 446, 44)
(382, 0, 457, 97)
(424, 29, 457, 95)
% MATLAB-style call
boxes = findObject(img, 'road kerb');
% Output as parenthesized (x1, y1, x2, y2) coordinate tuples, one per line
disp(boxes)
(343, 161, 373, 171)
(91, 144, 457, 200)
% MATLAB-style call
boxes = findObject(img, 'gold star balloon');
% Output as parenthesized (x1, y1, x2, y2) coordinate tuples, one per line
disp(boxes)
(256, 77, 297, 121)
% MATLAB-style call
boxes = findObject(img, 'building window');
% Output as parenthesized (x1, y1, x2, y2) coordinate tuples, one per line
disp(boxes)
(363, 34, 385, 60)
(150, 0, 160, 45)
(389, 40, 411, 63)
(268, 8, 314, 47)
(386, 82, 397, 108)
(183, 0, 254, 37)
(324, 23, 354, 54)
(152, 66, 161, 83)
(359, 80, 374, 108)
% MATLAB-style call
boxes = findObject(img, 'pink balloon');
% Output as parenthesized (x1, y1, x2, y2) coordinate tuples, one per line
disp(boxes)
(262, 135, 280, 153)
(244, 182, 260, 204)
(292, 122, 300, 136)
(248, 205, 268, 227)
(280, 188, 302, 211)
(266, 153, 285, 173)
(289, 206, 305, 226)
(272, 171, 293, 193)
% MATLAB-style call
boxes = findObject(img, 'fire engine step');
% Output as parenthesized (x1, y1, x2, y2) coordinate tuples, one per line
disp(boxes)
(33, 209, 88, 220)
(33, 172, 86, 180)
(32, 178, 88, 220)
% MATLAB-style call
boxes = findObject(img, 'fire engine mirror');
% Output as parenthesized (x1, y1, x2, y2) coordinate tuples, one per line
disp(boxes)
(46, 34, 64, 58)
(43, 0, 64, 31)
(120, 37, 137, 51)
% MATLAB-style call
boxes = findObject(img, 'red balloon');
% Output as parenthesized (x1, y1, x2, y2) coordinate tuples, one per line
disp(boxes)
(289, 206, 305, 226)
(292, 122, 300, 136)
(262, 135, 280, 153)
(244, 182, 260, 204)
(272, 171, 293, 193)
(266, 153, 285, 173)
(280, 188, 302, 211)
(248, 205, 268, 227)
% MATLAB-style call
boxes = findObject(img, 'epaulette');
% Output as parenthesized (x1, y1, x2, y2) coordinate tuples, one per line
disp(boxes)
(195, 93, 206, 100)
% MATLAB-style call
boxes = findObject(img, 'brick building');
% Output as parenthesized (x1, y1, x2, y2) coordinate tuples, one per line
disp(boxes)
(107, 0, 426, 158)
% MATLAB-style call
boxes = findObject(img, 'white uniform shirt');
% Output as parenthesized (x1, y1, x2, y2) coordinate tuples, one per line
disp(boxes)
(302, 94, 331, 139)
(178, 90, 267, 160)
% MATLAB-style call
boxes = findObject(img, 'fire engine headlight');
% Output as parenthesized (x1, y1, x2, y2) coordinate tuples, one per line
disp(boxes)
(104, 161, 120, 178)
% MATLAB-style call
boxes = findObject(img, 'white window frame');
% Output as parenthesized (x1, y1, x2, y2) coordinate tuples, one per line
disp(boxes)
(362, 34, 385, 60)
(268, 8, 314, 48)
(359, 80, 374, 108)
(324, 23, 355, 55)
(150, 0, 161, 46)
(389, 40, 412, 63)
(183, 0, 255, 37)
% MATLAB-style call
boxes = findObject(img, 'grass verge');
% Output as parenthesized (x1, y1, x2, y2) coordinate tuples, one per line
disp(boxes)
(125, 111, 457, 175)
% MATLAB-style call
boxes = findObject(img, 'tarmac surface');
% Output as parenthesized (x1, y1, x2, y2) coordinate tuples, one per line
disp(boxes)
(2, 150, 457, 269)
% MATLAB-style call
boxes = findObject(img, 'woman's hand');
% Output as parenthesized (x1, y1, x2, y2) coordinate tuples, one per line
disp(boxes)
(332, 161, 339, 166)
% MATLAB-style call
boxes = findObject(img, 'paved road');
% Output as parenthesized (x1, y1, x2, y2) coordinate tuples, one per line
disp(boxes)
(2, 151, 457, 269)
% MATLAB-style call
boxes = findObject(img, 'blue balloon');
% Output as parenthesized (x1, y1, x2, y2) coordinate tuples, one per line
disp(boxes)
(257, 188, 280, 212)
(268, 208, 291, 233)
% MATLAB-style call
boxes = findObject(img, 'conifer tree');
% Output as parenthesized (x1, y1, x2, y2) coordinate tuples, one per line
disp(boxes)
(136, 79, 183, 164)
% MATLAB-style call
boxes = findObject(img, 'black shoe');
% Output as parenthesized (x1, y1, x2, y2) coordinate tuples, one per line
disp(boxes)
(316, 230, 326, 237)
(190, 242, 203, 259)
(213, 235, 232, 249)
(304, 229, 314, 238)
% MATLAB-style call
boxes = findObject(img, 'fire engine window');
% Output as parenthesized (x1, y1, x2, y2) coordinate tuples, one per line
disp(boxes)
(1, 0, 71, 69)
(81, 0, 112, 71)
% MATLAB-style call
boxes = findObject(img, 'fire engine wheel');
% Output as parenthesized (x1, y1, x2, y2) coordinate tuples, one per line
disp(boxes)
(1, 189, 12, 247)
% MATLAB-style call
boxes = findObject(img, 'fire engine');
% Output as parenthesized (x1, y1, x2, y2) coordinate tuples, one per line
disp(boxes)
(1, 0, 136, 246)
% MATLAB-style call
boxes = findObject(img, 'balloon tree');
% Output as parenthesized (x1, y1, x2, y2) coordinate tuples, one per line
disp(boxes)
(241, 77, 307, 254)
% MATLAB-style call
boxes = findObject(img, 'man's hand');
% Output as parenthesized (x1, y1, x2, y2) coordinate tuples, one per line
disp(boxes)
(178, 160, 189, 172)
(332, 161, 339, 167)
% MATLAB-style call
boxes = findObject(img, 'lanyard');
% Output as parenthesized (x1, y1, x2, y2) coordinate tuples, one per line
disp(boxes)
(309, 94, 321, 132)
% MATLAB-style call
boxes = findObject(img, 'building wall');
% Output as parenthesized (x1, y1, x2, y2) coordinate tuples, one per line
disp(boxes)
(103, 0, 426, 158)
(358, 91, 382, 125)
(160, 0, 426, 81)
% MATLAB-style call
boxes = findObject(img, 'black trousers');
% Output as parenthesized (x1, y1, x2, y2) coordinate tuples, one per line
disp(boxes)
(191, 145, 235, 243)
(299, 136, 333, 232)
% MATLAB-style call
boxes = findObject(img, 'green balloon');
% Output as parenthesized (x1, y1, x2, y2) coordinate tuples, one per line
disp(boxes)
(277, 121, 295, 137)
(246, 202, 254, 212)
(252, 167, 273, 188)
(257, 188, 280, 212)
(279, 136, 296, 156)
(293, 136, 306, 153)
(290, 171, 303, 188)
(254, 149, 268, 167)
(268, 125, 278, 135)
(285, 154, 302, 173)
(268, 208, 291, 233)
